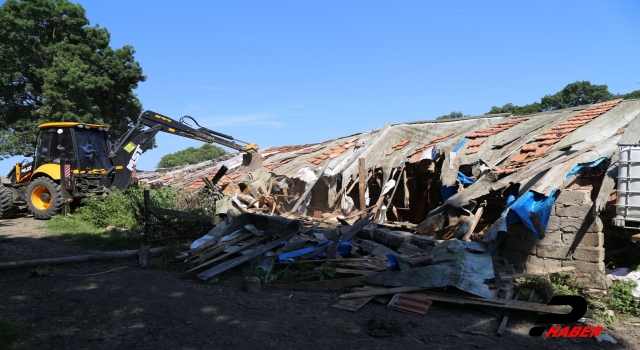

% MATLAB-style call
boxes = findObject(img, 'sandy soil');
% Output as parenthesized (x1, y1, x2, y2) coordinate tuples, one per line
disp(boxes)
(1, 216, 639, 349)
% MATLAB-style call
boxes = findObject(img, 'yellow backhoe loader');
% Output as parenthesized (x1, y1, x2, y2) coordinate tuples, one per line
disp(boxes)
(0, 111, 262, 219)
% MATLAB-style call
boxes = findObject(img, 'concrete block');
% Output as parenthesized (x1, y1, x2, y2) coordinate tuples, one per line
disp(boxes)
(562, 232, 604, 247)
(587, 216, 603, 233)
(554, 205, 570, 217)
(546, 216, 583, 234)
(572, 247, 605, 263)
(546, 216, 561, 232)
(504, 237, 537, 254)
(537, 244, 571, 260)
(562, 261, 605, 274)
(575, 274, 608, 289)
(501, 250, 528, 265)
(541, 231, 563, 245)
(526, 255, 563, 272)
(556, 190, 592, 206)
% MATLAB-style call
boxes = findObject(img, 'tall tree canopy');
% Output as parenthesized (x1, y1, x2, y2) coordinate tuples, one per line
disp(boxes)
(157, 144, 228, 169)
(487, 81, 640, 115)
(0, 0, 146, 158)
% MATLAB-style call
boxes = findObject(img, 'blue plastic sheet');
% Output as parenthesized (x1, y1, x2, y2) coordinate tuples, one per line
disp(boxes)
(386, 254, 400, 270)
(278, 240, 352, 262)
(566, 157, 606, 178)
(506, 189, 559, 239)
(453, 139, 466, 152)
(441, 172, 476, 200)
(457, 171, 475, 185)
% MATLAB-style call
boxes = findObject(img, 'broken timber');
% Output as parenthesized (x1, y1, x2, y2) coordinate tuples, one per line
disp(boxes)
(0, 248, 165, 271)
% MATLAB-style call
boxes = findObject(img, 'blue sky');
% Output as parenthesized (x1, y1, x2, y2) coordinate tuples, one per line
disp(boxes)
(2, 0, 639, 171)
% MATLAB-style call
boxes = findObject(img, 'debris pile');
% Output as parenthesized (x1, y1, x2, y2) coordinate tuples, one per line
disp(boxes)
(134, 99, 640, 322)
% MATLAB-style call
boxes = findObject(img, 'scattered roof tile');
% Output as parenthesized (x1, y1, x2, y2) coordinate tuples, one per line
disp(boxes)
(386, 137, 413, 155)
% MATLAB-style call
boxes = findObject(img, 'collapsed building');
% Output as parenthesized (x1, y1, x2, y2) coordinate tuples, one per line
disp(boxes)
(138, 98, 640, 292)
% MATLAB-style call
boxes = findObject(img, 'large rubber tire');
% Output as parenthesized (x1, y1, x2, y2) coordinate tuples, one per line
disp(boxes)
(0, 185, 17, 219)
(26, 177, 63, 220)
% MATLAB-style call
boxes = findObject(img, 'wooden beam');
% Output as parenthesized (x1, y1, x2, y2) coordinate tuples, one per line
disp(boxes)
(359, 158, 367, 219)
(0, 248, 165, 271)
(196, 228, 303, 280)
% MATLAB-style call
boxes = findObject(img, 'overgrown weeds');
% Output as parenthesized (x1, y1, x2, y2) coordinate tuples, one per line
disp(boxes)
(0, 315, 28, 350)
(47, 185, 214, 251)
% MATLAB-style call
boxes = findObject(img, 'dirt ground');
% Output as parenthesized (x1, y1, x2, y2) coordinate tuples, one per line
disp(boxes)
(1, 216, 639, 350)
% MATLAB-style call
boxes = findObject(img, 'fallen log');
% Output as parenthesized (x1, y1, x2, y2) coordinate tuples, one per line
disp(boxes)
(0, 248, 165, 271)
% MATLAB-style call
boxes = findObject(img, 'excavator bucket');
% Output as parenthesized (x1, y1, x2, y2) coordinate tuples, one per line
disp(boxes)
(239, 151, 263, 172)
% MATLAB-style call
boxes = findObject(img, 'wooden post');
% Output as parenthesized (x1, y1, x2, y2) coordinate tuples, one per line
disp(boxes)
(358, 158, 366, 219)
(144, 189, 151, 244)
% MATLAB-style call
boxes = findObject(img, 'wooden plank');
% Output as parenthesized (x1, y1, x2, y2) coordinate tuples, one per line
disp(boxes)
(461, 203, 484, 241)
(496, 315, 509, 336)
(332, 297, 374, 312)
(339, 212, 374, 242)
(333, 268, 377, 276)
(359, 158, 367, 219)
(185, 236, 265, 273)
(341, 286, 427, 298)
(409, 291, 593, 317)
(196, 229, 302, 280)
(272, 276, 365, 291)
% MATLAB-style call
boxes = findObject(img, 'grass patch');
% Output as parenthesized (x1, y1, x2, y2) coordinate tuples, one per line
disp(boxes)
(0, 315, 28, 350)
(46, 186, 214, 251)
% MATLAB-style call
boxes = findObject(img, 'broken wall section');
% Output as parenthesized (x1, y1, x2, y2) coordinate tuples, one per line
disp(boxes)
(501, 190, 607, 289)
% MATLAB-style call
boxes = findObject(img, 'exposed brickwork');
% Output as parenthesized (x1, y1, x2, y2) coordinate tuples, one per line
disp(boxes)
(501, 189, 606, 288)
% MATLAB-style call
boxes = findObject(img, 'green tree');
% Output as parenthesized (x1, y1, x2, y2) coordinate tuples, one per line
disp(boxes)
(618, 89, 640, 100)
(540, 81, 612, 110)
(0, 0, 146, 158)
(486, 102, 543, 115)
(157, 144, 228, 168)
(486, 81, 634, 115)
(436, 111, 468, 120)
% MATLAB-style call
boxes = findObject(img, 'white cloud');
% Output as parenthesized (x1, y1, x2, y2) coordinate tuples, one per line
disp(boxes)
(198, 102, 307, 128)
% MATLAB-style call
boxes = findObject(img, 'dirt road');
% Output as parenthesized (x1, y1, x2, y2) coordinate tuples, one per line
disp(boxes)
(1, 216, 638, 349)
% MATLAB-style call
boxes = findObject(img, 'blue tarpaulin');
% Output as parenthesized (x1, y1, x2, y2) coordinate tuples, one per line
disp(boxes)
(505, 188, 559, 239)
(278, 240, 351, 262)
(566, 157, 607, 178)
(441, 171, 476, 200)
(453, 139, 466, 152)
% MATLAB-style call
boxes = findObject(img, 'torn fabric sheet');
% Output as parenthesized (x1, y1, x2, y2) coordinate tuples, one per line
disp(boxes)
(363, 240, 494, 299)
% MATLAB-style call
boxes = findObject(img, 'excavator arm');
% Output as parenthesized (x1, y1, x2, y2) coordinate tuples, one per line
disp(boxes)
(110, 110, 261, 191)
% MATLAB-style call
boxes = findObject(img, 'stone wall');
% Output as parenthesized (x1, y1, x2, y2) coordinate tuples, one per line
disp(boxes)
(501, 189, 607, 288)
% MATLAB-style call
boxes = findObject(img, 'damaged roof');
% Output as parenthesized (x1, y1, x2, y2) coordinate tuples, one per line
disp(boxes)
(138, 99, 640, 214)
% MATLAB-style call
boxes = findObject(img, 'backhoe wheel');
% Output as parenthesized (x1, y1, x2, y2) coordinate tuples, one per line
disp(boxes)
(0, 185, 17, 219)
(26, 177, 62, 220)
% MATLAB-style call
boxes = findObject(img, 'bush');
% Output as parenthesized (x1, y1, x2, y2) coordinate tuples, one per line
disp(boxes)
(610, 280, 640, 317)
(157, 143, 227, 168)
(47, 185, 214, 250)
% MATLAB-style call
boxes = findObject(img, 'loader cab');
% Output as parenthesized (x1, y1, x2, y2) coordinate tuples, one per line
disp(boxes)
(31, 123, 112, 178)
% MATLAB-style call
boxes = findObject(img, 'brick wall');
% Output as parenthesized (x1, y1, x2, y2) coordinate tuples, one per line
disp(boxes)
(500, 189, 607, 288)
